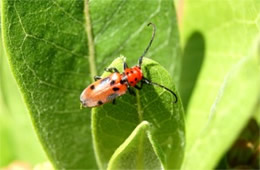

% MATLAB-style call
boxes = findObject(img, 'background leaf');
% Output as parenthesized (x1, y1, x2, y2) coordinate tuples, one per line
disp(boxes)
(254, 101, 260, 125)
(1, 0, 181, 169)
(92, 57, 185, 169)
(180, 1, 260, 169)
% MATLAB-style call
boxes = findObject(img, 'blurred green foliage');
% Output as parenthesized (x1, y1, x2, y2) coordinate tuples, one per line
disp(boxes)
(0, 34, 47, 167)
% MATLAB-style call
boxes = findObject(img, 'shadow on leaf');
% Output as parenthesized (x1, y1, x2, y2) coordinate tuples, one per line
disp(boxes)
(179, 31, 205, 111)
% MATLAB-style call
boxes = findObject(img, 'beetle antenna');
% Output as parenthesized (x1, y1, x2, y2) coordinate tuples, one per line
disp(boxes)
(138, 23, 156, 68)
(142, 78, 178, 103)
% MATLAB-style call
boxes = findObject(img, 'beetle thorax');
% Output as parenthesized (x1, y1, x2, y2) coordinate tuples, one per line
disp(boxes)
(124, 66, 143, 87)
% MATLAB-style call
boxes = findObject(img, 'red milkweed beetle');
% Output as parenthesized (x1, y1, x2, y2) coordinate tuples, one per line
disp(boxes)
(80, 23, 177, 107)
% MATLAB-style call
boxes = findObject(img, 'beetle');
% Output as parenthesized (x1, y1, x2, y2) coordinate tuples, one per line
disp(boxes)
(80, 23, 177, 108)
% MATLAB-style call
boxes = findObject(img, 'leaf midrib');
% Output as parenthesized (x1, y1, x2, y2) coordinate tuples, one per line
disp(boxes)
(136, 89, 144, 169)
(84, 0, 97, 78)
(136, 90, 143, 123)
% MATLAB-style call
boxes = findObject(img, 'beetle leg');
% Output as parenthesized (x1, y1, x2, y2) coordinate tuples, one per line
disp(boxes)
(123, 61, 128, 70)
(134, 81, 144, 90)
(104, 67, 119, 73)
(112, 99, 116, 105)
(94, 76, 101, 81)
(128, 87, 136, 96)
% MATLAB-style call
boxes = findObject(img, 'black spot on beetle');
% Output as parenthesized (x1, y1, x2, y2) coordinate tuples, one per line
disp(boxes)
(90, 85, 95, 90)
(120, 76, 127, 84)
(112, 87, 120, 91)
(131, 71, 133, 74)
(126, 72, 129, 75)
(98, 100, 103, 105)
(135, 78, 137, 81)
(130, 81, 134, 84)
(110, 80, 115, 86)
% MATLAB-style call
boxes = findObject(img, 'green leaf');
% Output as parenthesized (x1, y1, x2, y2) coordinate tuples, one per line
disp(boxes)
(180, 1, 260, 169)
(107, 121, 161, 170)
(1, 0, 96, 169)
(1, 0, 180, 169)
(92, 57, 185, 169)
